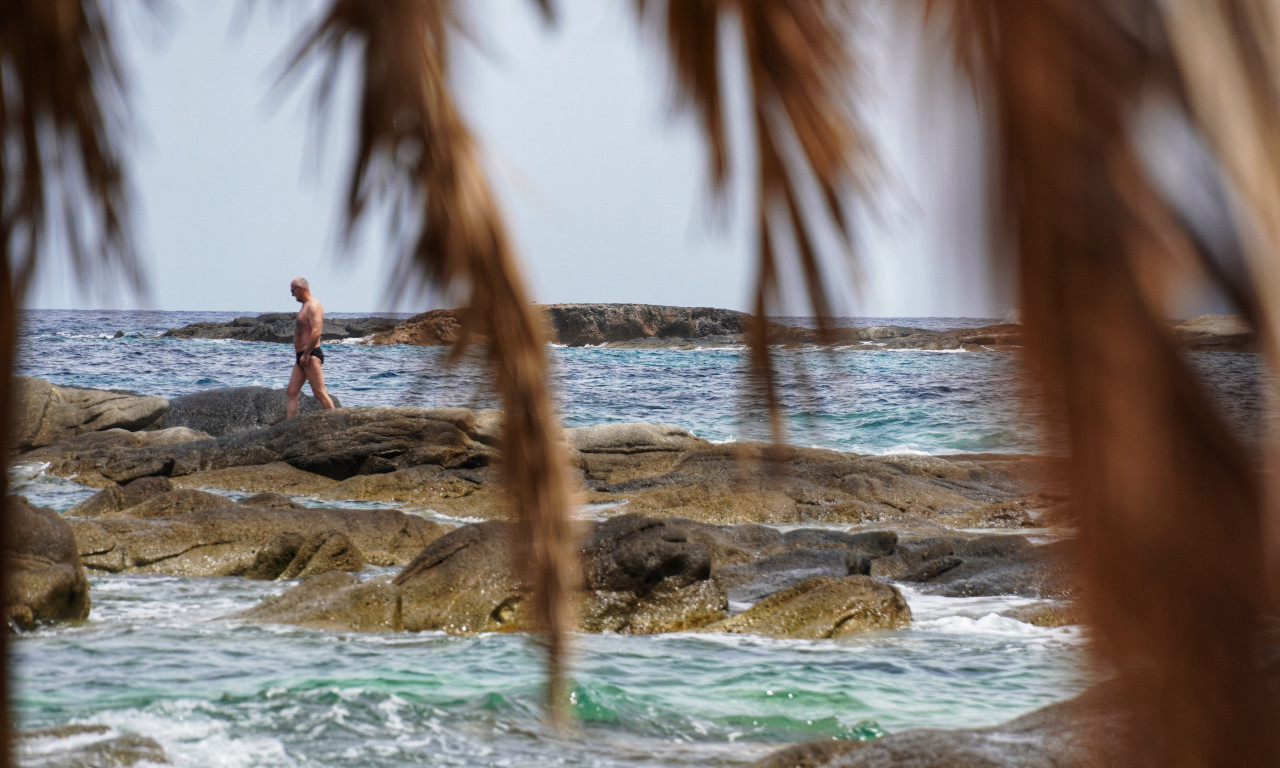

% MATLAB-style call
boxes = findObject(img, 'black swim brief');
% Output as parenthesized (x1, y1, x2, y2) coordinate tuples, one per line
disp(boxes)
(295, 347, 325, 367)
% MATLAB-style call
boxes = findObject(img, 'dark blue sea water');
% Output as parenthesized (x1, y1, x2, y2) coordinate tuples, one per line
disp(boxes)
(18, 309, 1259, 767)
(16, 310, 1034, 455)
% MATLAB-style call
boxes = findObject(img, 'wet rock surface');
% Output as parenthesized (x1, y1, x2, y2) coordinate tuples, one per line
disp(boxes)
(17, 389, 1053, 526)
(746, 681, 1128, 768)
(1173, 313, 1255, 352)
(11, 382, 1073, 638)
(4, 497, 91, 630)
(705, 575, 911, 638)
(17, 724, 169, 767)
(236, 513, 1063, 638)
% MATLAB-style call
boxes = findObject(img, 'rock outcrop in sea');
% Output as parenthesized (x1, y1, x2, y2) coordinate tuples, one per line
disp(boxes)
(159, 303, 1256, 352)
(10, 379, 1070, 639)
(160, 312, 401, 343)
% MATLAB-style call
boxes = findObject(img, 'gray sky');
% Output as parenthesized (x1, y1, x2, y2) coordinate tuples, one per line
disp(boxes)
(30, 0, 1005, 317)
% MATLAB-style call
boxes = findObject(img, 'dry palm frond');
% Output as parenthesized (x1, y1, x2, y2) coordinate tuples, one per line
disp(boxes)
(634, 0, 866, 444)
(1160, 0, 1280, 597)
(926, 1, 1280, 764)
(0, 2, 139, 765)
(282, 0, 579, 725)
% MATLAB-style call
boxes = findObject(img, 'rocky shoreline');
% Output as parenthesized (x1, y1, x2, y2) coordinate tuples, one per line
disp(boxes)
(7, 376, 1095, 766)
(155, 303, 1256, 352)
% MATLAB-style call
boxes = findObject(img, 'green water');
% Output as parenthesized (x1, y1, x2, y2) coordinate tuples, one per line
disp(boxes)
(12, 569, 1088, 767)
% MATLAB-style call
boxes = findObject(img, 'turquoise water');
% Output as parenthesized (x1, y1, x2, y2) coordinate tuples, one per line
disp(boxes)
(9, 310, 1103, 766)
(12, 569, 1087, 768)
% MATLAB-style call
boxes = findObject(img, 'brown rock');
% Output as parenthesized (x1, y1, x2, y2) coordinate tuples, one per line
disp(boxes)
(705, 576, 911, 638)
(3, 497, 90, 630)
(97, 488, 230, 519)
(14, 377, 168, 451)
(70, 504, 446, 576)
(67, 476, 173, 517)
(281, 531, 364, 579)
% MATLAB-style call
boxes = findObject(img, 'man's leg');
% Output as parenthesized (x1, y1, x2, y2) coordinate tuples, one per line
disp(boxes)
(286, 362, 306, 418)
(303, 357, 336, 410)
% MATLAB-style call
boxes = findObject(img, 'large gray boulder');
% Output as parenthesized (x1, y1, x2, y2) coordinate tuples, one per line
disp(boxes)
(16, 724, 168, 768)
(157, 386, 341, 437)
(13, 377, 168, 451)
(4, 497, 90, 630)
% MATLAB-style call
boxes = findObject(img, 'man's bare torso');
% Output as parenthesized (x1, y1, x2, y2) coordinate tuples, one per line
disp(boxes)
(294, 299, 324, 352)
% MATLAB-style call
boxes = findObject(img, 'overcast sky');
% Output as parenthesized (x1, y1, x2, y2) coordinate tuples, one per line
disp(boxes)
(29, 0, 1005, 317)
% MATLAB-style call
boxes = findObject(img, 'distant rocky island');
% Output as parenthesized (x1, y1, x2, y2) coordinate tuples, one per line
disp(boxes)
(159, 303, 1255, 352)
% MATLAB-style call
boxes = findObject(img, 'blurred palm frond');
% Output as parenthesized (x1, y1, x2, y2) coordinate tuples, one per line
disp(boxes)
(926, 1, 1280, 764)
(0, 0, 140, 298)
(1, 3, 142, 767)
(282, 0, 579, 724)
(634, 0, 867, 443)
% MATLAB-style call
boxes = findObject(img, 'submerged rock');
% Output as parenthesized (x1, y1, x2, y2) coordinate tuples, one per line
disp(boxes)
(4, 497, 91, 630)
(746, 682, 1127, 767)
(704, 576, 911, 638)
(16, 724, 169, 768)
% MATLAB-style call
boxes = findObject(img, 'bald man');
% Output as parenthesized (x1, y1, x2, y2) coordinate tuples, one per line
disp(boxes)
(286, 277, 336, 418)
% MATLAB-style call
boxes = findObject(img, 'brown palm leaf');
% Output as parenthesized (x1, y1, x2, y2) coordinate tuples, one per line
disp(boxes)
(0, 2, 140, 766)
(282, 0, 580, 725)
(633, 0, 867, 445)
(927, 1, 1280, 764)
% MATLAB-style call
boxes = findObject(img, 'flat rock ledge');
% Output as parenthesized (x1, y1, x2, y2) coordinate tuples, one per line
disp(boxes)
(17, 393, 1056, 527)
(64, 483, 447, 578)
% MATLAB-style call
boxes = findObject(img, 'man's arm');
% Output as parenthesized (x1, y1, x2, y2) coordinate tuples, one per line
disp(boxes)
(306, 303, 324, 353)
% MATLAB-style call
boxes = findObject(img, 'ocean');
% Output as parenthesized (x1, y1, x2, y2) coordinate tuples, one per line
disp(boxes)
(13, 308, 1252, 767)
